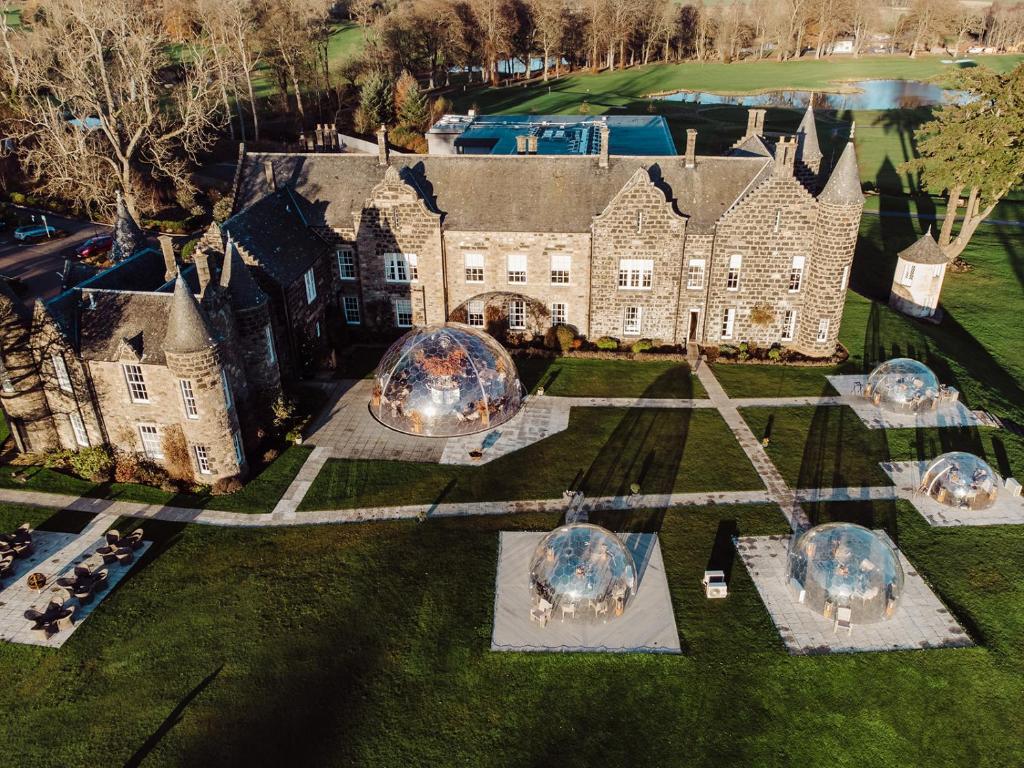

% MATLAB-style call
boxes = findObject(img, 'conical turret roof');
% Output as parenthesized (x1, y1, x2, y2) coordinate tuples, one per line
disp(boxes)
(111, 190, 146, 263)
(898, 227, 948, 265)
(220, 238, 266, 309)
(163, 273, 215, 354)
(818, 142, 863, 206)
(796, 105, 823, 162)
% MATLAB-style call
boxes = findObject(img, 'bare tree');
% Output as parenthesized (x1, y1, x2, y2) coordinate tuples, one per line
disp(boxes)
(529, 0, 567, 80)
(906, 0, 956, 57)
(949, 6, 984, 56)
(470, 0, 516, 81)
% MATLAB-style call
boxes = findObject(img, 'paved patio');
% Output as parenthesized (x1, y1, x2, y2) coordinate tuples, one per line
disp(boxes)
(491, 531, 681, 653)
(0, 518, 150, 648)
(736, 533, 972, 654)
(880, 460, 1024, 527)
(826, 375, 988, 430)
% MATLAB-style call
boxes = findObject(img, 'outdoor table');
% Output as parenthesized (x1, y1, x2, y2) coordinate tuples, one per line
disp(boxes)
(27, 572, 47, 591)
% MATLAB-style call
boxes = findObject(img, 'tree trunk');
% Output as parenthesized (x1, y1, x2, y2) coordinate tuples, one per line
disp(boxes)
(945, 188, 996, 260)
(938, 185, 963, 247)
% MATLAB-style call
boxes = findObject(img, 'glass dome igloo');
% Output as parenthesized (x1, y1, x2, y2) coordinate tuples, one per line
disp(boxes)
(863, 358, 940, 412)
(786, 523, 904, 624)
(920, 452, 1001, 510)
(529, 524, 638, 624)
(370, 323, 523, 437)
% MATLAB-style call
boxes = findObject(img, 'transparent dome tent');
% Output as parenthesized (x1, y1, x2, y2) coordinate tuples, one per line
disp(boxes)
(370, 323, 524, 437)
(863, 358, 940, 412)
(921, 451, 1001, 510)
(529, 524, 637, 624)
(786, 523, 904, 623)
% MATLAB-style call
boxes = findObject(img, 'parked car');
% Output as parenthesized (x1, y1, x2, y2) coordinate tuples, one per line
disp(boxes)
(75, 234, 113, 259)
(13, 224, 67, 242)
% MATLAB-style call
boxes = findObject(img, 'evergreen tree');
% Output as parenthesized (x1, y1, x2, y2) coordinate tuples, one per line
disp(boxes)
(399, 78, 429, 131)
(359, 70, 395, 131)
(111, 189, 146, 262)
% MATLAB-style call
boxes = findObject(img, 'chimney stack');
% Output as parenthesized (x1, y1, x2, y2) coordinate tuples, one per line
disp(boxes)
(377, 124, 389, 167)
(159, 235, 178, 282)
(598, 123, 610, 169)
(774, 136, 797, 176)
(516, 134, 528, 155)
(746, 108, 766, 137)
(684, 129, 697, 168)
(263, 160, 276, 193)
(193, 248, 213, 297)
(526, 134, 538, 154)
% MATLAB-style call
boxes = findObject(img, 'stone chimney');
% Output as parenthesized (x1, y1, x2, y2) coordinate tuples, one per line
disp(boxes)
(684, 129, 697, 168)
(526, 134, 538, 154)
(515, 134, 528, 155)
(158, 235, 177, 282)
(377, 125, 389, 167)
(193, 248, 213, 297)
(263, 160, 276, 193)
(774, 136, 798, 176)
(598, 123, 610, 169)
(746, 108, 766, 137)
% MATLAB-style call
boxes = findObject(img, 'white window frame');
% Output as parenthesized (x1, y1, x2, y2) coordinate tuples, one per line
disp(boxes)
(788, 255, 805, 293)
(464, 253, 484, 283)
(782, 310, 797, 341)
(686, 259, 705, 290)
(550, 254, 571, 285)
(180, 379, 199, 419)
(550, 302, 567, 326)
(840, 265, 850, 291)
(69, 412, 89, 447)
(385, 253, 417, 283)
(901, 263, 916, 287)
(221, 369, 233, 409)
(508, 299, 526, 330)
(623, 306, 642, 336)
(123, 364, 149, 403)
(336, 247, 356, 280)
(394, 298, 413, 328)
(467, 300, 485, 328)
(233, 430, 244, 465)
(618, 258, 653, 290)
(816, 318, 830, 343)
(139, 424, 163, 460)
(343, 296, 361, 325)
(265, 325, 277, 364)
(506, 254, 527, 284)
(303, 267, 317, 304)
(721, 307, 736, 340)
(52, 354, 72, 393)
(726, 255, 742, 291)
(195, 444, 212, 475)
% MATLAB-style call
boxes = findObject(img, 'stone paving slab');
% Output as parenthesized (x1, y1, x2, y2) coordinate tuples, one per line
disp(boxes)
(440, 397, 570, 465)
(552, 396, 716, 409)
(491, 532, 681, 653)
(827, 375, 987, 430)
(736, 533, 972, 654)
(880, 461, 1024, 527)
(732, 395, 845, 407)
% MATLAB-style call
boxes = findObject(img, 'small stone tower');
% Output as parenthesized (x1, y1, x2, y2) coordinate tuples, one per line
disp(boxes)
(795, 105, 823, 190)
(111, 190, 146, 263)
(799, 141, 864, 356)
(888, 229, 948, 320)
(163, 275, 246, 481)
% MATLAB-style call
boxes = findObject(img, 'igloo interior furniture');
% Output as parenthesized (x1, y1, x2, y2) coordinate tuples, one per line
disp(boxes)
(528, 523, 638, 625)
(786, 522, 904, 625)
(862, 358, 946, 413)
(919, 452, 1002, 510)
(370, 323, 523, 437)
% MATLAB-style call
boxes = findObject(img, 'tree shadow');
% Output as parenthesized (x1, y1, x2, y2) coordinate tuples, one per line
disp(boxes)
(705, 519, 738, 582)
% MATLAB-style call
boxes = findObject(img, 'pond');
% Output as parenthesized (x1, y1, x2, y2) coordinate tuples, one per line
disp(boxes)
(658, 80, 972, 111)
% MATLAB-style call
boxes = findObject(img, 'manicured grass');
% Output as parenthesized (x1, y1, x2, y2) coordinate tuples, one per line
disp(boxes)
(516, 356, 706, 398)
(300, 407, 761, 509)
(710, 363, 844, 398)
(2, 500, 1024, 765)
(741, 405, 1024, 489)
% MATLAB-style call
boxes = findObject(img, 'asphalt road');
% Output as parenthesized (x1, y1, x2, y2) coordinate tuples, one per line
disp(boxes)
(0, 211, 112, 309)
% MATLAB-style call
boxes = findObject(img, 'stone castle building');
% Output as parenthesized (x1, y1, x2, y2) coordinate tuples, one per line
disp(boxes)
(0, 106, 863, 480)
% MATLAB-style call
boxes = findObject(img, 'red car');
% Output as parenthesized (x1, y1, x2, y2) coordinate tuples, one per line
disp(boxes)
(75, 234, 113, 259)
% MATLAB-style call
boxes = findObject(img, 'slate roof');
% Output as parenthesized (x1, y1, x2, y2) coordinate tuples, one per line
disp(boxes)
(899, 229, 948, 265)
(221, 238, 267, 309)
(796, 106, 823, 162)
(163, 275, 216, 354)
(234, 153, 774, 234)
(818, 142, 863, 206)
(78, 290, 174, 363)
(729, 134, 774, 159)
(223, 190, 331, 286)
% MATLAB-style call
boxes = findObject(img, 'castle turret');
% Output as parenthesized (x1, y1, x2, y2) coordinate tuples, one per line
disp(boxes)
(163, 275, 246, 481)
(111, 190, 146, 263)
(888, 228, 947, 320)
(795, 105, 823, 188)
(796, 141, 864, 356)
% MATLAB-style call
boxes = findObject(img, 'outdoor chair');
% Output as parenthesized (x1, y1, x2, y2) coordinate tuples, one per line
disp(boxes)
(560, 602, 577, 621)
(73, 581, 95, 604)
(56, 605, 76, 632)
(105, 530, 121, 546)
(11, 541, 33, 557)
(530, 598, 552, 627)
(834, 606, 853, 635)
(590, 599, 609, 619)
(114, 548, 134, 565)
(74, 564, 93, 578)
(92, 570, 109, 592)
(96, 545, 119, 564)
(121, 529, 145, 550)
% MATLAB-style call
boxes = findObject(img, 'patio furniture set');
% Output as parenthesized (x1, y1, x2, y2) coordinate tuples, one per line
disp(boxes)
(0, 523, 34, 586)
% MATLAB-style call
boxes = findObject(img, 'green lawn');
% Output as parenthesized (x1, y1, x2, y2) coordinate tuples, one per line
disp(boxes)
(2, 500, 1023, 765)
(516, 356, 706, 398)
(710, 363, 844, 398)
(741, 404, 1024, 489)
(301, 407, 761, 509)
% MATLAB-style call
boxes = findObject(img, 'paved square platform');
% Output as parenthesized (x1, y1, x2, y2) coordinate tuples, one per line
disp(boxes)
(827, 375, 987, 430)
(0, 530, 151, 648)
(491, 532, 681, 654)
(881, 461, 1024, 527)
(736, 533, 971, 654)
